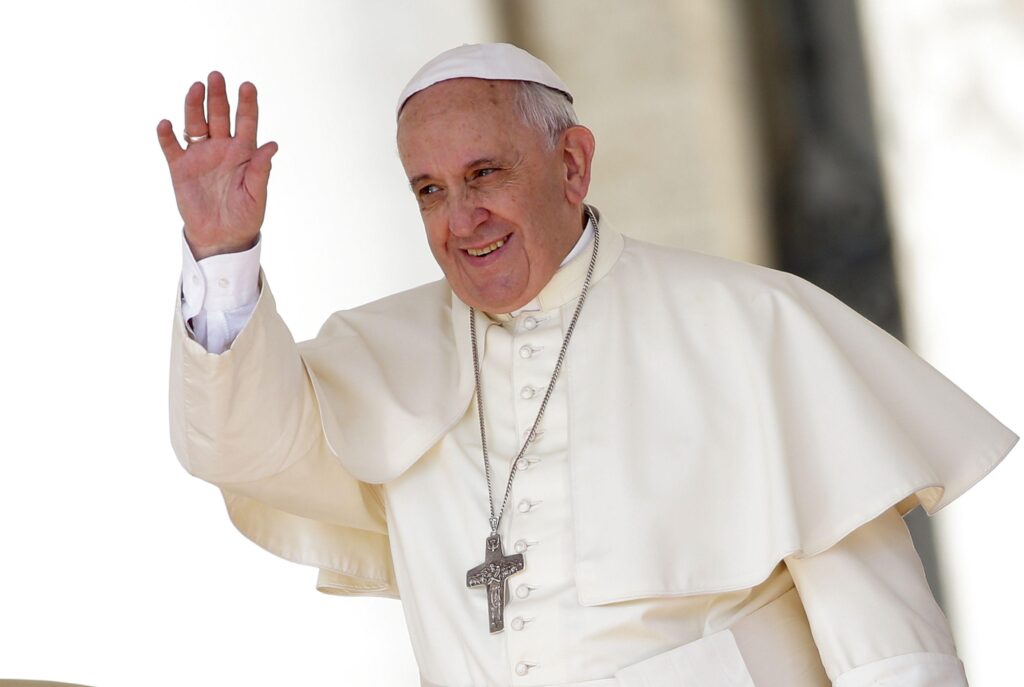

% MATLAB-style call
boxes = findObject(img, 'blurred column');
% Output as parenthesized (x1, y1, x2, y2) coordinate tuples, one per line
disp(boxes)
(496, 0, 770, 264)
(857, 3, 1024, 685)
(739, 0, 945, 605)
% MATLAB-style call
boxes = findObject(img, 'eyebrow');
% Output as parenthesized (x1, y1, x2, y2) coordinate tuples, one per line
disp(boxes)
(407, 158, 503, 190)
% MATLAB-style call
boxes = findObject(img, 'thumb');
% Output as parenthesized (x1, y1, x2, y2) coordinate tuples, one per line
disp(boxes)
(248, 141, 279, 188)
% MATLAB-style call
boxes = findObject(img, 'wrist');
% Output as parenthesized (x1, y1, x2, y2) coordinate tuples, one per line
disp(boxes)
(186, 234, 258, 260)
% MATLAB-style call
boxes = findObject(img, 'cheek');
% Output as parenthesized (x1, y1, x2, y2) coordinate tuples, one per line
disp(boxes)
(422, 218, 449, 259)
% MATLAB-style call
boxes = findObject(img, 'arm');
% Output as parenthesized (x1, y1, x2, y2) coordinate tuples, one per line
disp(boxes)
(169, 275, 395, 595)
(785, 509, 967, 686)
(162, 71, 271, 354)
(162, 70, 298, 483)
(163, 73, 395, 596)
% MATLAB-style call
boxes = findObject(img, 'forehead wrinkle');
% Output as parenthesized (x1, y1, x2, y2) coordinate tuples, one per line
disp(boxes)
(398, 80, 534, 187)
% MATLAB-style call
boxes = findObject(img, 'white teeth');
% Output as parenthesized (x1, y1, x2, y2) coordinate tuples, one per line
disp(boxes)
(467, 238, 506, 257)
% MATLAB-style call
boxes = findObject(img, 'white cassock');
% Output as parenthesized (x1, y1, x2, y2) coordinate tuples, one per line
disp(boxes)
(170, 210, 1017, 687)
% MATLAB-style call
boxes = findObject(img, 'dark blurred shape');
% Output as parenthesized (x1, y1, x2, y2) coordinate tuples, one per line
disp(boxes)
(741, 0, 944, 606)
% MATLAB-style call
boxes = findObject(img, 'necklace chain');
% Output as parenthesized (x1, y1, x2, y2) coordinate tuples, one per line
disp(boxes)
(469, 207, 601, 536)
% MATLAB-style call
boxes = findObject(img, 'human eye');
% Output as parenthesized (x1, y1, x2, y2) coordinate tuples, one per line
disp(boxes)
(418, 183, 441, 197)
(472, 167, 498, 180)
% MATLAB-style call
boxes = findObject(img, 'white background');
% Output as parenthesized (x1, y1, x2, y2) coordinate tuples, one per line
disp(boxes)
(0, 2, 494, 685)
(0, 1, 1020, 686)
(859, 2, 1023, 685)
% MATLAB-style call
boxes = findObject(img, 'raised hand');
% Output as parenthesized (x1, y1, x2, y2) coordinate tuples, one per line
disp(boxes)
(157, 71, 279, 260)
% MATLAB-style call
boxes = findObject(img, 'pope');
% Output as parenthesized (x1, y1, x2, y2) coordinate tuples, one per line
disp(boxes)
(159, 44, 1017, 686)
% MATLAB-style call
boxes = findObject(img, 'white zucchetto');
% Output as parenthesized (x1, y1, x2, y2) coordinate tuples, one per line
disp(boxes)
(396, 42, 573, 117)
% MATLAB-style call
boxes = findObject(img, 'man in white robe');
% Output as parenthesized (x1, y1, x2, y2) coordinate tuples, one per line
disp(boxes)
(159, 43, 1017, 686)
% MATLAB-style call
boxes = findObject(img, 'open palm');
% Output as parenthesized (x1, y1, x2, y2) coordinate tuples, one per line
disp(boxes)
(157, 71, 278, 259)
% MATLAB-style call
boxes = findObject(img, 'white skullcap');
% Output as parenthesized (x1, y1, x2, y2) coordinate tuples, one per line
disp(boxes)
(397, 42, 573, 117)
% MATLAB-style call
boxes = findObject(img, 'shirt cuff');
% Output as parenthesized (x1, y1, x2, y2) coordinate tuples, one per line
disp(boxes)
(834, 652, 967, 687)
(181, 233, 262, 317)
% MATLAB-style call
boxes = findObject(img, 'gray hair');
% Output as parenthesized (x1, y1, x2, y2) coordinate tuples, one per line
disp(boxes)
(514, 81, 579, 149)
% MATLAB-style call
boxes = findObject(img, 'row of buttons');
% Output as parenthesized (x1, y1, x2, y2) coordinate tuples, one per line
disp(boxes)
(511, 313, 548, 680)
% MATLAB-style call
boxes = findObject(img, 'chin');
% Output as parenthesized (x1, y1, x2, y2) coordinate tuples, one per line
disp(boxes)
(456, 287, 528, 314)
(467, 295, 519, 313)
(452, 277, 534, 313)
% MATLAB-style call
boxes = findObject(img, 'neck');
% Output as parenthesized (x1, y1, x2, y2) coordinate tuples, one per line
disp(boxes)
(557, 206, 589, 263)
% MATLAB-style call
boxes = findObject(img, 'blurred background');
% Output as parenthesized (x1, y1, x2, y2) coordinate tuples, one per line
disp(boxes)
(0, 0, 1020, 685)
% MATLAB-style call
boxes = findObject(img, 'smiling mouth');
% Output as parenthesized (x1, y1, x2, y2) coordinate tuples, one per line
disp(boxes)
(465, 235, 510, 257)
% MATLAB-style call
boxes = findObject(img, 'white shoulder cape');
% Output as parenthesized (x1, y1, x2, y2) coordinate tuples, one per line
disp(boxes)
(285, 226, 1016, 602)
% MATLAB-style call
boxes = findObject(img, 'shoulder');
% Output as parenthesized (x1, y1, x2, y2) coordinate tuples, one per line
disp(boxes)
(351, 278, 452, 315)
(310, 278, 452, 343)
(613, 234, 818, 313)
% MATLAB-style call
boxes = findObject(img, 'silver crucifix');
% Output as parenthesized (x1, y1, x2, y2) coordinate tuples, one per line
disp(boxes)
(466, 533, 525, 633)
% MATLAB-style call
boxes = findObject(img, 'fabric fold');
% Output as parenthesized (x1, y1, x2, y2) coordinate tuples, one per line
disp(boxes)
(567, 237, 1017, 604)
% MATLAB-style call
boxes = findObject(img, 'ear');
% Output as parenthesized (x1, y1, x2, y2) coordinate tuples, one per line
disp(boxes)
(560, 125, 596, 206)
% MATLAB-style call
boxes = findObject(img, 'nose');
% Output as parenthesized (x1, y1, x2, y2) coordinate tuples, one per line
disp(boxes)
(447, 192, 489, 237)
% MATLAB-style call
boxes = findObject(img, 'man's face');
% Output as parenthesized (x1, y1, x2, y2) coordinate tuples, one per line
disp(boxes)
(397, 78, 584, 313)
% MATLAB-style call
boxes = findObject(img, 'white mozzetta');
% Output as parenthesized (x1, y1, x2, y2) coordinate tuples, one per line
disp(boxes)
(170, 211, 1015, 685)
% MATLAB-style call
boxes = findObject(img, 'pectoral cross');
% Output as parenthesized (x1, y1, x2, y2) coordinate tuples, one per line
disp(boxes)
(466, 533, 525, 633)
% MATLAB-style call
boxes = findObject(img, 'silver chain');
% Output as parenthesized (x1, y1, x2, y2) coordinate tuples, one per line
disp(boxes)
(470, 207, 601, 536)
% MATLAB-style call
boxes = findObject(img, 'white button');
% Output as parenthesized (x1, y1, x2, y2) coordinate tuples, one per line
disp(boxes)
(515, 662, 530, 676)
(511, 616, 526, 631)
(519, 345, 534, 358)
(520, 386, 536, 400)
(218, 277, 230, 288)
(514, 539, 530, 553)
(523, 317, 538, 330)
(515, 584, 532, 599)
(515, 457, 530, 471)
(191, 274, 200, 285)
(517, 499, 534, 513)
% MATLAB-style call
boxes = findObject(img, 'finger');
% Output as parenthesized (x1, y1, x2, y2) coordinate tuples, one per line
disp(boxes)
(235, 81, 259, 148)
(157, 119, 184, 163)
(184, 81, 208, 138)
(246, 141, 279, 195)
(207, 70, 231, 138)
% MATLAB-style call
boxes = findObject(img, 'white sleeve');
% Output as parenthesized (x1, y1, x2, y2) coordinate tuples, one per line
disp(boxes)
(785, 508, 967, 687)
(180, 234, 262, 355)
